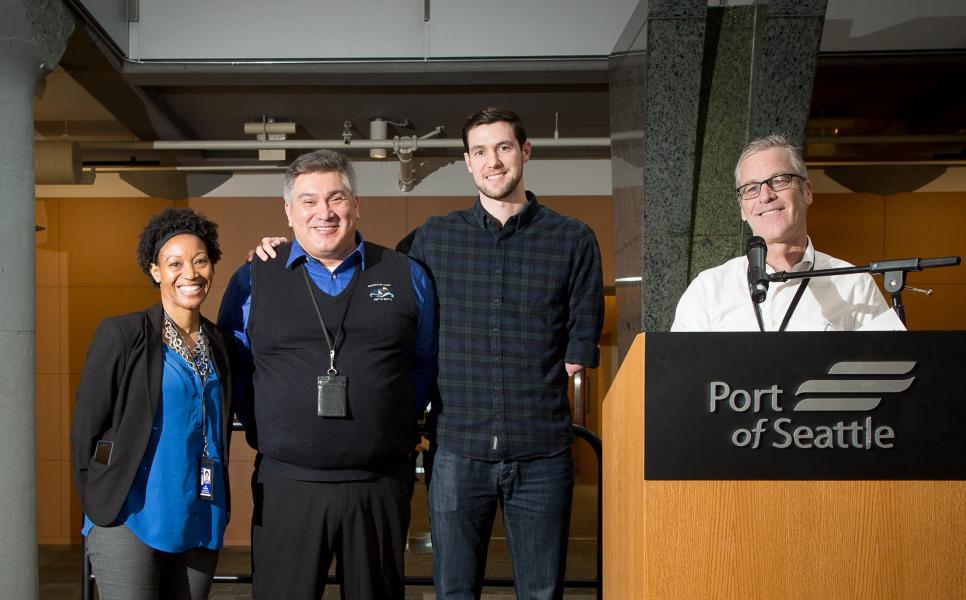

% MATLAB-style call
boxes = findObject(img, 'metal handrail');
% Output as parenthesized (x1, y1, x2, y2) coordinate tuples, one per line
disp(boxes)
(573, 423, 603, 599)
(83, 422, 603, 599)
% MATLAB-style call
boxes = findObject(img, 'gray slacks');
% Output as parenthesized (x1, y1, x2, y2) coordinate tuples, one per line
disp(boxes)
(86, 524, 219, 600)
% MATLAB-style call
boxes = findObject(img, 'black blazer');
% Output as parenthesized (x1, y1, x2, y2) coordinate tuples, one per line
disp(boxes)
(70, 303, 233, 527)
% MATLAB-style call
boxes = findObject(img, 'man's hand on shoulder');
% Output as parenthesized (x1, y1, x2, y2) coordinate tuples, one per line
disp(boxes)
(246, 236, 288, 262)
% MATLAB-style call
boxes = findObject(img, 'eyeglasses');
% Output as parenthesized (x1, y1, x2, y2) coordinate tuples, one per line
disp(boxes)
(736, 173, 804, 201)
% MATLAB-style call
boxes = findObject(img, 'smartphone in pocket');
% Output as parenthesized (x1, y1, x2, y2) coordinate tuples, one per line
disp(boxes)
(93, 440, 113, 466)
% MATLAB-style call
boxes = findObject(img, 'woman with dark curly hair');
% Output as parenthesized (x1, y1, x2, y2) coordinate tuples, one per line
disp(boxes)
(71, 207, 234, 599)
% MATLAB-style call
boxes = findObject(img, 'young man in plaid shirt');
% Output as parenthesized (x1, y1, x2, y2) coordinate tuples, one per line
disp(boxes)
(408, 107, 604, 599)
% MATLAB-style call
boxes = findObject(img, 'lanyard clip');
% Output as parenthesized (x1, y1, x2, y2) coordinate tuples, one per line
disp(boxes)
(328, 349, 338, 375)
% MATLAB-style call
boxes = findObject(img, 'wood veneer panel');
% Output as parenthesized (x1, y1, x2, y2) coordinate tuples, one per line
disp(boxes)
(808, 192, 886, 266)
(58, 197, 171, 286)
(884, 192, 966, 286)
(642, 480, 965, 598)
(603, 334, 966, 598)
(602, 334, 645, 599)
(901, 283, 966, 330)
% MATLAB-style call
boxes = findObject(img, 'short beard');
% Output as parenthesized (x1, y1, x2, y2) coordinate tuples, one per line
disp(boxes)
(476, 172, 522, 201)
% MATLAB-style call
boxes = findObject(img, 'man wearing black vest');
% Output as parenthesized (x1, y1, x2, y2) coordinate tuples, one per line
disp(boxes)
(218, 150, 437, 599)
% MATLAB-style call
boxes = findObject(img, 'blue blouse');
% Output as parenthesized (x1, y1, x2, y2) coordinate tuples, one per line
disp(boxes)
(83, 345, 227, 552)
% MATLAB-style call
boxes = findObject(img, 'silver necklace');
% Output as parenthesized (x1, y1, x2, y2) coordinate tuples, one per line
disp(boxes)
(162, 312, 213, 457)
(162, 313, 211, 382)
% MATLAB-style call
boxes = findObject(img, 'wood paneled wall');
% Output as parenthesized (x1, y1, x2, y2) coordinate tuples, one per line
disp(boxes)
(809, 192, 966, 330)
(34, 188, 966, 543)
(35, 194, 613, 544)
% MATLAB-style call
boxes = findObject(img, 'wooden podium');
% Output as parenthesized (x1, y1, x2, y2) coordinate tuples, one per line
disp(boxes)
(602, 333, 966, 599)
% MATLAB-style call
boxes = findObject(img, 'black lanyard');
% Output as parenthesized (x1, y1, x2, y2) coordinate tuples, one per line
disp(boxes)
(301, 264, 360, 375)
(754, 277, 811, 332)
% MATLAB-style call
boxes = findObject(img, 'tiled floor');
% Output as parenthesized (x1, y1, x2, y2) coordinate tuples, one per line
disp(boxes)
(41, 482, 599, 599)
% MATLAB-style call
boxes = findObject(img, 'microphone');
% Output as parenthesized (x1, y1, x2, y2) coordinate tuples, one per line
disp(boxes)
(746, 236, 769, 304)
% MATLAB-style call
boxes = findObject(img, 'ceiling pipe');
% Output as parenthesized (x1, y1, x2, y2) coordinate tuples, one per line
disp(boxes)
(369, 119, 389, 159)
(80, 137, 612, 151)
(397, 147, 415, 191)
(79, 134, 966, 153)
(395, 126, 445, 192)
(35, 140, 86, 184)
(81, 158, 966, 175)
(84, 165, 286, 173)
(242, 121, 297, 136)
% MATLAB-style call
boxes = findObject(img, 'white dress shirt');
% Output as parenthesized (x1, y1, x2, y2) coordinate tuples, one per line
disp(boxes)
(670, 238, 906, 332)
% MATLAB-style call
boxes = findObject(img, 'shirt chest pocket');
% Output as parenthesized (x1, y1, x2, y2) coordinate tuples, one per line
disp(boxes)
(508, 262, 568, 328)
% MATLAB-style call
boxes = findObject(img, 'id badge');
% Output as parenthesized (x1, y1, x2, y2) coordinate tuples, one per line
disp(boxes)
(199, 457, 215, 502)
(318, 375, 348, 417)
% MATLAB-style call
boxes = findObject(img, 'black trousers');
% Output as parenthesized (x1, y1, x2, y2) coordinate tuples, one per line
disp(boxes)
(251, 465, 413, 600)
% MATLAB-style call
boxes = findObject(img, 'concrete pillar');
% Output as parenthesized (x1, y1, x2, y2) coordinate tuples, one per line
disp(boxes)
(0, 1, 73, 598)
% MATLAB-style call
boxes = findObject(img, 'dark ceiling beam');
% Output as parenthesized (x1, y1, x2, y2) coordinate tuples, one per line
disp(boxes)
(57, 25, 196, 142)
(119, 59, 610, 88)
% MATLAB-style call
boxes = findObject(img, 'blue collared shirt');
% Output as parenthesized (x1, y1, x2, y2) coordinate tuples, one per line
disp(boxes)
(217, 233, 437, 422)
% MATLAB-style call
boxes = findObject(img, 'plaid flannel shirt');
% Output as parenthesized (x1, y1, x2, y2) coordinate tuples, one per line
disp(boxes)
(409, 192, 603, 461)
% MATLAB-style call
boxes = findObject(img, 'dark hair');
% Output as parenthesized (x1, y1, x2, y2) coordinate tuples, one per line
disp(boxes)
(461, 107, 527, 152)
(136, 207, 221, 285)
(284, 149, 357, 202)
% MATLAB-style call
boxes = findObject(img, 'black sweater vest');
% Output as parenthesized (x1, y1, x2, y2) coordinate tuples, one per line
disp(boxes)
(249, 242, 418, 481)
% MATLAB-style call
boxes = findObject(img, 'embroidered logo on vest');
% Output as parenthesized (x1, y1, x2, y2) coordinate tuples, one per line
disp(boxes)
(368, 283, 394, 301)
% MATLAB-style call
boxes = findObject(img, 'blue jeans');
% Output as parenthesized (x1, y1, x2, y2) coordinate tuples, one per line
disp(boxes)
(429, 448, 574, 600)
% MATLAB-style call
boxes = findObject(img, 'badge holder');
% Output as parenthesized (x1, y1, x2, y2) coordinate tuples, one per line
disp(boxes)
(199, 456, 215, 501)
(318, 351, 348, 417)
(303, 267, 358, 418)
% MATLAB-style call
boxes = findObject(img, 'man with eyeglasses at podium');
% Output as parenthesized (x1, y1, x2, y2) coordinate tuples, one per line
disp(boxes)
(671, 134, 905, 332)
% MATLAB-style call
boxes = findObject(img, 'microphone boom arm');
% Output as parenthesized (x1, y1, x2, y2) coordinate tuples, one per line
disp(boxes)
(768, 256, 961, 325)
